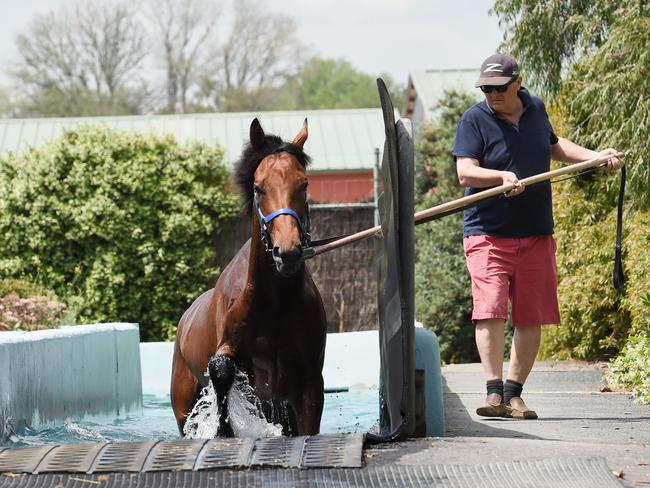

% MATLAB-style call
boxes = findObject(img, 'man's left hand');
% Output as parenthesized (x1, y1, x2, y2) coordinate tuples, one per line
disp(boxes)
(597, 148, 624, 170)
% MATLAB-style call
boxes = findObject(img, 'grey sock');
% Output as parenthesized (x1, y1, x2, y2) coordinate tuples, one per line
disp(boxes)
(504, 379, 523, 404)
(486, 379, 504, 398)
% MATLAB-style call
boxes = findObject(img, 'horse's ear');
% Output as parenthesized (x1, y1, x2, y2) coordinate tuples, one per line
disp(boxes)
(292, 118, 308, 149)
(250, 118, 265, 150)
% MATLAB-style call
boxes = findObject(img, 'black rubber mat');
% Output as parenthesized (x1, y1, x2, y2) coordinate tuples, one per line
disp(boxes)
(0, 457, 622, 487)
(0, 434, 363, 473)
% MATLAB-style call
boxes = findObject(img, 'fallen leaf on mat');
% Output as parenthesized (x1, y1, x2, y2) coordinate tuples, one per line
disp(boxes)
(1, 472, 23, 478)
(97, 475, 109, 481)
(612, 470, 625, 478)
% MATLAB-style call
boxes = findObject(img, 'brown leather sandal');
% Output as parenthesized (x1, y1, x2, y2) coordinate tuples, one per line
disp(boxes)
(476, 393, 507, 417)
(504, 397, 538, 419)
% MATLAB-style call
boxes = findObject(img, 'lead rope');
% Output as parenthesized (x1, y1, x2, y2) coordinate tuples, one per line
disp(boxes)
(613, 165, 626, 290)
(549, 164, 626, 290)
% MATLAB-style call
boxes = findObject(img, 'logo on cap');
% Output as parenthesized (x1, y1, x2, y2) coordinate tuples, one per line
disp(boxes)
(483, 63, 503, 73)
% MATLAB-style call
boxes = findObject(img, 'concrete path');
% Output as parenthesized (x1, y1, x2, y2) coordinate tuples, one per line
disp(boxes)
(366, 361, 650, 487)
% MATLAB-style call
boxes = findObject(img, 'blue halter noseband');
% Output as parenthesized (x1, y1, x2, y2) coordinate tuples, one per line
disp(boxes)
(254, 192, 311, 252)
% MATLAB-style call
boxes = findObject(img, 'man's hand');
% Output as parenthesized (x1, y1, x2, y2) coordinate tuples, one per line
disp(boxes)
(597, 148, 624, 170)
(502, 171, 525, 197)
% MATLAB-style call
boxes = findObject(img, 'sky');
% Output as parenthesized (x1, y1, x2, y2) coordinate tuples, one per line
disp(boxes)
(0, 0, 504, 87)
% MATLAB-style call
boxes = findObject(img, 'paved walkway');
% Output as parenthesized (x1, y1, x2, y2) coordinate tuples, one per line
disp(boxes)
(366, 361, 650, 487)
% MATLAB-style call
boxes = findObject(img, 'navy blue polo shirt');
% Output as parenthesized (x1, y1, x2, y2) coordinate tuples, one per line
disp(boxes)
(452, 88, 559, 238)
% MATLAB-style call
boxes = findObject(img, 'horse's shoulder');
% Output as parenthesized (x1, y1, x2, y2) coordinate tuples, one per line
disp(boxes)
(178, 289, 215, 329)
(216, 238, 251, 293)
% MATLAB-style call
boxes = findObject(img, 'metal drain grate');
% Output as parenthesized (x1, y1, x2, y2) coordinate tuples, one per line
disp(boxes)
(142, 439, 206, 472)
(0, 457, 624, 488)
(303, 433, 364, 468)
(89, 440, 158, 473)
(36, 443, 106, 474)
(0, 445, 57, 474)
(250, 436, 306, 467)
(0, 433, 363, 474)
(195, 438, 255, 469)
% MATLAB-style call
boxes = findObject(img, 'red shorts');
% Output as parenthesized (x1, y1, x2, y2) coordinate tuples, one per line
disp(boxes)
(463, 235, 560, 326)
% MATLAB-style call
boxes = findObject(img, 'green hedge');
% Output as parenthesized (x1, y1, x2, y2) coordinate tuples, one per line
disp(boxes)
(606, 332, 650, 404)
(0, 127, 239, 340)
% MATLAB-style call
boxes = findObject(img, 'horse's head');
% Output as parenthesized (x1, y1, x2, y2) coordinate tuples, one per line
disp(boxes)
(235, 118, 311, 276)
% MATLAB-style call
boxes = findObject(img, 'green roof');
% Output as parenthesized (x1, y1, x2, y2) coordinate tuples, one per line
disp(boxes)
(0, 108, 388, 172)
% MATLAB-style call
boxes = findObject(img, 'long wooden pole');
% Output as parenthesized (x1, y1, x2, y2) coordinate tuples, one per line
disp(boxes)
(304, 156, 612, 259)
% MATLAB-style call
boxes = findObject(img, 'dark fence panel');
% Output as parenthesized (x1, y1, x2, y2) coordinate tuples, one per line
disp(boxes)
(213, 207, 377, 333)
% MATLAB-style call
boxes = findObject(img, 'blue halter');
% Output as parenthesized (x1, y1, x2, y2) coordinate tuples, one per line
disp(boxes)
(254, 193, 311, 252)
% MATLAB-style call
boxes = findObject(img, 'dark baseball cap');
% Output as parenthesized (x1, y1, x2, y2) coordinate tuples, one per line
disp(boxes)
(475, 53, 520, 87)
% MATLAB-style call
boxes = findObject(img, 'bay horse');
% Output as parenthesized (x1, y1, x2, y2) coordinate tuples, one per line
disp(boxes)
(171, 118, 327, 437)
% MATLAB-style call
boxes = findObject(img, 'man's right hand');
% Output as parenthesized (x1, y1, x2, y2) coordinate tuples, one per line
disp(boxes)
(502, 171, 525, 197)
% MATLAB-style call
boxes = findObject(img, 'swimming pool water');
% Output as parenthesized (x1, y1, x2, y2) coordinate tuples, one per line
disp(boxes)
(2, 388, 379, 447)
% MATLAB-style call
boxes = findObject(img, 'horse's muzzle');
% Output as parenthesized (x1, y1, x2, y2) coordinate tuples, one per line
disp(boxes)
(272, 246, 303, 276)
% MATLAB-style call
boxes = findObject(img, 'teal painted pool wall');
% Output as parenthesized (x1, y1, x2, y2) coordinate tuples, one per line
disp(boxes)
(415, 327, 445, 437)
(142, 326, 445, 437)
(0, 323, 142, 436)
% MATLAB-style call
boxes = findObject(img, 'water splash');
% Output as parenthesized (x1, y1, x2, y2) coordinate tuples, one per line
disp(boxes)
(183, 370, 282, 439)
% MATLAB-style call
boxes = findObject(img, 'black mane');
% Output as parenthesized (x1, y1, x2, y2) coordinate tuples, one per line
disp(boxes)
(234, 133, 311, 216)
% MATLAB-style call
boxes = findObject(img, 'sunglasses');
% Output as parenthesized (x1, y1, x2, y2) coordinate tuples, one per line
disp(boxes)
(480, 77, 518, 94)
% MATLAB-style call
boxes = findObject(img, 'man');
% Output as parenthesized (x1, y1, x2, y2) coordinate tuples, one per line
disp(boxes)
(452, 53, 623, 419)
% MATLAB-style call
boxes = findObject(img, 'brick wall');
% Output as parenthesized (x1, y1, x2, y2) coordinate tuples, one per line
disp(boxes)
(307, 172, 374, 203)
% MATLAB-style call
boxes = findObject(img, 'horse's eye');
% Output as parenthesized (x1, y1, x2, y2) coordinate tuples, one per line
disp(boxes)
(254, 185, 265, 195)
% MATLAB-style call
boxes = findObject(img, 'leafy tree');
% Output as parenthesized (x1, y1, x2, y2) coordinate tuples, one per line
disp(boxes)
(0, 127, 239, 341)
(276, 58, 396, 110)
(491, 0, 622, 97)
(414, 89, 480, 363)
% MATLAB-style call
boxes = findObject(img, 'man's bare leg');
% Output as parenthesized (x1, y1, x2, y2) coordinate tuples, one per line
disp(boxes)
(507, 325, 541, 384)
(475, 318, 506, 380)
(475, 318, 506, 416)
(504, 325, 541, 419)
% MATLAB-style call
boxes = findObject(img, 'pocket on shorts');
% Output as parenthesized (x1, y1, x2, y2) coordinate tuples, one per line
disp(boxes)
(463, 235, 491, 269)
(463, 235, 490, 257)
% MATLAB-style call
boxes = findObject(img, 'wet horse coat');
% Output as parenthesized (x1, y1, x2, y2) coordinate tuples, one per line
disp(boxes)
(171, 118, 327, 436)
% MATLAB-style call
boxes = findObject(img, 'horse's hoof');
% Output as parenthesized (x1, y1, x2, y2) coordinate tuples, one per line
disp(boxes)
(216, 420, 234, 437)
(208, 354, 236, 391)
(261, 399, 298, 436)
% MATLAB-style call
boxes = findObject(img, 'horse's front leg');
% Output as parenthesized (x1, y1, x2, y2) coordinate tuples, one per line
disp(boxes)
(294, 373, 324, 435)
(208, 349, 236, 437)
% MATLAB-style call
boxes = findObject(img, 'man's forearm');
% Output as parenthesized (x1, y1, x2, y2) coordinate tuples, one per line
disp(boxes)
(551, 137, 598, 164)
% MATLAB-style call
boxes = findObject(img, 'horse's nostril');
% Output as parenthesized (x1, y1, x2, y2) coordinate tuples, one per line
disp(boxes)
(280, 247, 302, 264)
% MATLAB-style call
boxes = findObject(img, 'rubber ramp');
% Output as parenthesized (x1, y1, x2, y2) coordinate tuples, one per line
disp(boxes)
(0, 434, 363, 474)
(0, 457, 622, 487)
